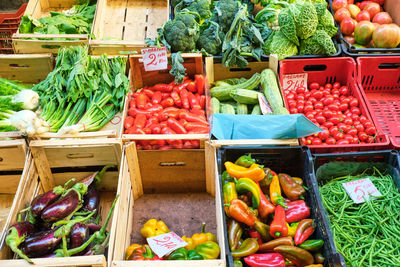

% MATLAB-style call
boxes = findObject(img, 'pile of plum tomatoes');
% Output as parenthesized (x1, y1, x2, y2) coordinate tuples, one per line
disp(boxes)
(286, 81, 377, 145)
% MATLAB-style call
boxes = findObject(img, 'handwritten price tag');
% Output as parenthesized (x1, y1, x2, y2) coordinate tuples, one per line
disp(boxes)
(342, 178, 382, 204)
(282, 73, 308, 94)
(258, 93, 273, 115)
(141, 47, 168, 71)
(147, 232, 188, 258)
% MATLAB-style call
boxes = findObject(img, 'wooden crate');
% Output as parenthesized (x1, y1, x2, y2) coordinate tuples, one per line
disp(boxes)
(90, 0, 169, 55)
(0, 139, 123, 266)
(110, 142, 225, 266)
(12, 0, 93, 54)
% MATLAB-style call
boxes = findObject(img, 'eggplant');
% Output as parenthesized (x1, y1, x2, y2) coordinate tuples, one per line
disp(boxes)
(31, 186, 64, 217)
(83, 184, 100, 213)
(41, 189, 81, 222)
(6, 221, 35, 263)
(22, 228, 61, 258)
(87, 222, 101, 234)
(70, 223, 89, 255)
(80, 165, 114, 188)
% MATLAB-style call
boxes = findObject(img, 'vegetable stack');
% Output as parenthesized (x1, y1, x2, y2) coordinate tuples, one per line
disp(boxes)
(125, 219, 220, 261)
(222, 154, 325, 267)
(5, 166, 118, 263)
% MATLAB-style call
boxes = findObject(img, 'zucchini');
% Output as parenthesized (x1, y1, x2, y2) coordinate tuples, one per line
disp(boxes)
(261, 69, 284, 112)
(211, 97, 220, 113)
(210, 73, 261, 101)
(237, 103, 248, 114)
(220, 103, 236, 114)
(230, 89, 260, 104)
(273, 106, 290, 115)
(251, 105, 262, 115)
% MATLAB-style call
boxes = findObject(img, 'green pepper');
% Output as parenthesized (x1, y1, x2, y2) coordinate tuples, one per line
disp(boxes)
(231, 238, 259, 259)
(195, 241, 220, 259)
(188, 249, 204, 260)
(223, 182, 238, 216)
(299, 239, 324, 252)
(168, 247, 188, 260)
(235, 178, 261, 209)
(235, 154, 255, 168)
(228, 219, 243, 251)
(222, 171, 235, 185)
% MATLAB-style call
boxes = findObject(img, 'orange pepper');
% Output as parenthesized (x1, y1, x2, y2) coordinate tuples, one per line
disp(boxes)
(270, 174, 287, 207)
(224, 162, 265, 182)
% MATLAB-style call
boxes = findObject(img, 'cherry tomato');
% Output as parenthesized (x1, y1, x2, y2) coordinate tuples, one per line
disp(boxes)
(297, 100, 305, 106)
(297, 94, 305, 101)
(342, 97, 350, 104)
(289, 101, 297, 109)
(343, 117, 353, 125)
(366, 135, 375, 144)
(306, 113, 314, 120)
(330, 126, 340, 135)
(312, 138, 323, 145)
(328, 104, 339, 111)
(297, 105, 304, 113)
(326, 138, 336, 145)
(325, 83, 332, 89)
(351, 107, 361, 115)
(316, 115, 326, 124)
(334, 132, 345, 140)
(304, 105, 314, 113)
(355, 124, 365, 133)
(296, 87, 306, 94)
(358, 132, 368, 141)
(359, 115, 368, 124)
(329, 116, 340, 125)
(363, 121, 374, 129)
(339, 86, 349, 96)
(311, 118, 318, 124)
(344, 134, 354, 143)
(333, 82, 341, 89)
(290, 108, 298, 114)
(323, 96, 334, 106)
(309, 97, 317, 104)
(324, 121, 334, 129)
(351, 113, 359, 121)
(336, 139, 350, 145)
(365, 126, 376, 136)
(309, 82, 320, 90)
(304, 91, 311, 99)
(347, 128, 358, 136)
(314, 101, 323, 109)
(332, 94, 340, 99)
(339, 103, 349, 112)
(349, 98, 359, 107)
(318, 129, 330, 140)
(287, 93, 295, 100)
(322, 110, 333, 119)
(352, 136, 359, 144)
(331, 89, 340, 95)
(338, 123, 348, 132)
(344, 110, 352, 117)
(312, 91, 323, 100)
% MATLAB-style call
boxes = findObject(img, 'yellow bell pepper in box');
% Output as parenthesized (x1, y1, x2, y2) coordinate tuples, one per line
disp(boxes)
(182, 222, 217, 250)
(140, 219, 169, 238)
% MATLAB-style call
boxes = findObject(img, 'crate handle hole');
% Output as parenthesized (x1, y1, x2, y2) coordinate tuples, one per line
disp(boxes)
(229, 68, 251, 72)
(9, 64, 29, 68)
(378, 63, 400, 69)
(159, 161, 186, 166)
(303, 65, 327, 71)
(0, 157, 3, 162)
(41, 45, 61, 49)
(67, 153, 94, 159)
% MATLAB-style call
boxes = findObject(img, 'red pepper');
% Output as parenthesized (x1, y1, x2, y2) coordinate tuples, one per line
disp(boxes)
(243, 253, 285, 267)
(187, 127, 209, 134)
(191, 140, 200, 148)
(184, 121, 209, 130)
(190, 109, 206, 117)
(179, 89, 190, 110)
(195, 74, 205, 95)
(174, 80, 191, 92)
(150, 124, 161, 134)
(188, 92, 201, 110)
(183, 140, 194, 149)
(179, 119, 187, 125)
(187, 81, 197, 92)
(145, 102, 153, 109)
(257, 182, 275, 219)
(143, 127, 151, 134)
(179, 111, 207, 123)
(152, 91, 162, 104)
(134, 114, 147, 129)
(270, 205, 288, 238)
(199, 95, 206, 110)
(160, 121, 168, 129)
(161, 92, 170, 99)
(129, 98, 136, 108)
(132, 92, 140, 98)
(128, 108, 152, 118)
(127, 245, 163, 261)
(136, 93, 148, 109)
(294, 219, 315, 245)
(145, 104, 163, 114)
(249, 229, 263, 246)
(159, 107, 180, 121)
(159, 145, 172, 150)
(152, 83, 173, 92)
(124, 116, 134, 130)
(285, 200, 310, 223)
(170, 90, 182, 107)
(142, 89, 154, 98)
(161, 97, 175, 108)
(167, 118, 187, 134)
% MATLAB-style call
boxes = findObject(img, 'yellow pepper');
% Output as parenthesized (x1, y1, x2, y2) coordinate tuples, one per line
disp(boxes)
(287, 222, 299, 237)
(224, 162, 265, 182)
(140, 219, 169, 238)
(270, 174, 287, 207)
(305, 265, 323, 267)
(292, 177, 303, 186)
(182, 222, 217, 250)
(125, 244, 142, 260)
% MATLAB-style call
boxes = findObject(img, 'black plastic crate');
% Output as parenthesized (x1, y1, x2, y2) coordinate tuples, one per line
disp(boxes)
(312, 150, 400, 267)
(217, 146, 341, 267)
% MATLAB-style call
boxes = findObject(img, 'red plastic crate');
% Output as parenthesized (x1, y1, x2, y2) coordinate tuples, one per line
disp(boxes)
(279, 57, 390, 153)
(0, 4, 27, 54)
(357, 56, 400, 149)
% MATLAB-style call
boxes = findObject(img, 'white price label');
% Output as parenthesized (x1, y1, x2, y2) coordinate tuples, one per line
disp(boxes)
(141, 47, 168, 71)
(342, 178, 382, 204)
(147, 232, 188, 258)
(282, 73, 308, 94)
(258, 93, 273, 115)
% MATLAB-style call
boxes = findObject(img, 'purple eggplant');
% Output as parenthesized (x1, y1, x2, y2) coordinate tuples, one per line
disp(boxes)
(83, 184, 99, 213)
(6, 221, 34, 263)
(79, 165, 113, 188)
(87, 222, 101, 234)
(22, 228, 61, 258)
(70, 223, 89, 255)
(31, 186, 64, 217)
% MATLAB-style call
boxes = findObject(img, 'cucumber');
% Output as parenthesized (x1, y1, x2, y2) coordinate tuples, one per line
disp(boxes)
(210, 73, 261, 101)
(220, 103, 236, 114)
(251, 105, 262, 115)
(230, 89, 260, 104)
(273, 106, 290, 115)
(211, 97, 220, 113)
(237, 103, 248, 114)
(261, 69, 284, 112)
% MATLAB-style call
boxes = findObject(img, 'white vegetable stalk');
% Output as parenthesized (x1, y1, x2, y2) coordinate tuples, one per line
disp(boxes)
(12, 90, 40, 110)
(0, 110, 49, 135)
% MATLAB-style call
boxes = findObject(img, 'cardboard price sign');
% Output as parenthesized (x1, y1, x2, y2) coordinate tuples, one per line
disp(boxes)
(147, 232, 188, 258)
(342, 178, 382, 204)
(141, 47, 168, 71)
(282, 73, 308, 94)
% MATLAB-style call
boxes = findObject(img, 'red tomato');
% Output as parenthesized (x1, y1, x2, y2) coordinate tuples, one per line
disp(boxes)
(316, 115, 326, 124)
(359, 115, 368, 124)
(332, 94, 340, 99)
(330, 126, 340, 135)
(342, 97, 350, 104)
(329, 116, 340, 125)
(333, 82, 341, 89)
(347, 127, 358, 136)
(326, 138, 336, 145)
(358, 132, 368, 141)
(366, 135, 375, 143)
(364, 121, 374, 129)
(312, 138, 323, 145)
(351, 107, 361, 115)
(290, 108, 298, 114)
(309, 82, 320, 90)
(297, 94, 305, 101)
(324, 121, 334, 129)
(304, 105, 314, 113)
(328, 104, 340, 111)
(351, 113, 359, 121)
(296, 87, 306, 94)
(365, 126, 376, 136)
(343, 117, 353, 125)
(349, 98, 359, 107)
(289, 101, 297, 109)
(314, 101, 323, 109)
(339, 86, 349, 96)
(297, 105, 304, 113)
(334, 132, 345, 140)
(338, 123, 349, 132)
(322, 110, 333, 119)
(353, 136, 360, 144)
(309, 97, 317, 104)
(304, 91, 311, 99)
(325, 83, 333, 89)
(323, 96, 334, 106)
(297, 99, 305, 106)
(312, 91, 323, 100)
(287, 93, 295, 100)
(339, 103, 349, 111)
(319, 129, 330, 140)
(337, 139, 350, 145)
(332, 89, 340, 95)
(344, 134, 354, 143)
(355, 124, 365, 132)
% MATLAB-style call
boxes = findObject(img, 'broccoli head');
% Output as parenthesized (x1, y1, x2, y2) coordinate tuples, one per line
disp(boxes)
(164, 12, 200, 52)
(197, 21, 222, 55)
(175, 0, 212, 24)
(214, 0, 240, 33)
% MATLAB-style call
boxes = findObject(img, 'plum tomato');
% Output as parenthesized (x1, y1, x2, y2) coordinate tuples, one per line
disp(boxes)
(316, 115, 326, 124)
(351, 107, 361, 115)
(334, 132, 345, 140)
(328, 104, 339, 111)
(290, 108, 298, 114)
(365, 126, 376, 136)
(324, 121, 334, 129)
(363, 121, 374, 129)
(325, 83, 332, 89)
(289, 101, 297, 109)
(339, 86, 349, 96)
(314, 101, 324, 109)
(309, 82, 320, 90)
(323, 96, 334, 106)
(326, 138, 336, 145)
(296, 87, 306, 94)
(347, 127, 358, 136)
(297, 105, 304, 113)
(319, 128, 330, 140)
(329, 116, 340, 125)
(355, 124, 365, 132)
(359, 115, 368, 124)
(333, 82, 341, 89)
(323, 110, 333, 119)
(358, 131, 368, 141)
(312, 138, 323, 145)
(287, 93, 295, 100)
(344, 117, 353, 125)
(349, 98, 359, 107)
(312, 90, 323, 100)
(336, 139, 350, 145)
(344, 134, 354, 143)
(330, 126, 340, 135)
(304, 105, 314, 113)
(339, 103, 349, 111)
(366, 135, 375, 143)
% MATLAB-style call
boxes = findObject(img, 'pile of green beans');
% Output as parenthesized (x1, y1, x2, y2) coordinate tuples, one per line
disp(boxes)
(319, 168, 400, 267)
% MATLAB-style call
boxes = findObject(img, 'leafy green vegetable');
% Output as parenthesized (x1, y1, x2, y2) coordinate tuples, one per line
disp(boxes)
(299, 30, 336, 55)
(213, 0, 240, 33)
(174, 0, 212, 24)
(295, 2, 318, 40)
(197, 20, 222, 55)
(278, 8, 299, 46)
(316, 7, 337, 38)
(265, 30, 298, 60)
(169, 52, 187, 85)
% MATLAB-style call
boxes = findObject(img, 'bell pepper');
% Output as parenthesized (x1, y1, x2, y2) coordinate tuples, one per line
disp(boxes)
(257, 182, 275, 219)
(236, 178, 261, 209)
(125, 244, 142, 260)
(294, 219, 315, 245)
(222, 170, 235, 185)
(140, 219, 169, 238)
(259, 168, 275, 189)
(225, 162, 265, 182)
(273, 245, 314, 266)
(234, 260, 244, 267)
(228, 219, 243, 251)
(231, 238, 259, 259)
(285, 200, 310, 223)
(243, 253, 285, 267)
(270, 174, 287, 208)
(314, 252, 325, 264)
(168, 247, 204, 260)
(287, 222, 299, 237)
(270, 205, 288, 238)
(249, 229, 262, 246)
(299, 239, 324, 252)
(259, 236, 293, 252)
(127, 245, 162, 260)
(228, 199, 257, 227)
(195, 241, 220, 259)
(292, 177, 303, 185)
(223, 182, 238, 215)
(182, 222, 217, 250)
(254, 221, 272, 242)
(188, 249, 204, 260)
(278, 174, 306, 201)
(235, 154, 256, 168)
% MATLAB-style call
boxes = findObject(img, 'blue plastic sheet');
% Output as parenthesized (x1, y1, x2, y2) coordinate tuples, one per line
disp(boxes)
(211, 114, 323, 140)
